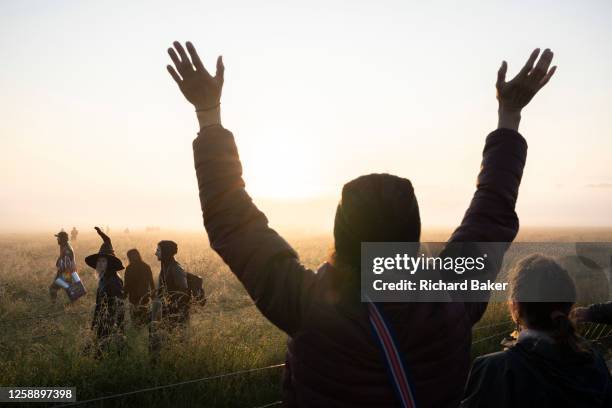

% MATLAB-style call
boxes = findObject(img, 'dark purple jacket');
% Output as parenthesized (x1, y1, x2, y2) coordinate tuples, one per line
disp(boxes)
(193, 126, 527, 407)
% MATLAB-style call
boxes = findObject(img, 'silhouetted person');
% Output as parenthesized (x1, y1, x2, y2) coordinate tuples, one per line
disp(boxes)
(86, 227, 125, 356)
(461, 255, 612, 407)
(155, 240, 190, 326)
(124, 249, 155, 326)
(167, 42, 556, 407)
(49, 230, 77, 302)
(70, 226, 78, 242)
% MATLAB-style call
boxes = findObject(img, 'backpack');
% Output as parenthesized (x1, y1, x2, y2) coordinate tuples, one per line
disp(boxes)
(186, 272, 207, 306)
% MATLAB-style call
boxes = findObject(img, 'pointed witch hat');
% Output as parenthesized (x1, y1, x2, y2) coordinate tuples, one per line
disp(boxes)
(85, 227, 124, 272)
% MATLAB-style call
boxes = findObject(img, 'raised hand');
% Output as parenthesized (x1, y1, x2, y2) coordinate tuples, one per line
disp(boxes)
(496, 48, 556, 131)
(166, 41, 224, 111)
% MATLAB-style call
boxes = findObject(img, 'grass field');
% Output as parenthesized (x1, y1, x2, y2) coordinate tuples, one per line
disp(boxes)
(1, 228, 611, 407)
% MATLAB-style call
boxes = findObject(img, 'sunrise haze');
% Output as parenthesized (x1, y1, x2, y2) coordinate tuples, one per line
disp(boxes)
(1, 0, 611, 233)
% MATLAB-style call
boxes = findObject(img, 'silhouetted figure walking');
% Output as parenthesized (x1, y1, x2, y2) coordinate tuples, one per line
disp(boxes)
(49, 230, 77, 302)
(86, 227, 125, 357)
(70, 227, 78, 242)
(124, 249, 155, 326)
(155, 240, 190, 327)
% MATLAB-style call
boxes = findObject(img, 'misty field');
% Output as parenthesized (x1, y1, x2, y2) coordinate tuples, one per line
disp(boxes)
(1, 228, 612, 407)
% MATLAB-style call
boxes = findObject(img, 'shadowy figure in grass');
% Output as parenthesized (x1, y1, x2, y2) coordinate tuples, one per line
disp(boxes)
(49, 230, 78, 303)
(86, 227, 126, 358)
(124, 248, 155, 327)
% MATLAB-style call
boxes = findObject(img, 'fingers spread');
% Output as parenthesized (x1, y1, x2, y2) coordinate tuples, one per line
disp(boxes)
(173, 41, 190, 64)
(496, 60, 507, 88)
(168, 48, 182, 70)
(529, 48, 554, 83)
(538, 65, 557, 89)
(167, 65, 182, 84)
(517, 48, 540, 78)
(171, 41, 195, 76)
(186, 41, 208, 75)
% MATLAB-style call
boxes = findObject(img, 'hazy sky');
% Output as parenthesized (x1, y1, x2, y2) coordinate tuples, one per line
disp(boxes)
(1, 0, 611, 233)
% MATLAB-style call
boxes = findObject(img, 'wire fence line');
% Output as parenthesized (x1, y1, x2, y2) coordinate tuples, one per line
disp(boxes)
(52, 363, 286, 407)
(472, 320, 514, 331)
(252, 401, 283, 408)
(472, 329, 510, 345)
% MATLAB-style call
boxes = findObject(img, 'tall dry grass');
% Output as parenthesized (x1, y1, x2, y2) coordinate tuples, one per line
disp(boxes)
(1, 228, 611, 406)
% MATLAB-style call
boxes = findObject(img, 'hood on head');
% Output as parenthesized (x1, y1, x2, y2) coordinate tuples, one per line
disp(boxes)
(158, 240, 178, 261)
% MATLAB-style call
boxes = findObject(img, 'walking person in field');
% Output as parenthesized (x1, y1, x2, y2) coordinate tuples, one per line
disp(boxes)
(70, 226, 78, 242)
(166, 41, 555, 407)
(86, 227, 126, 356)
(154, 240, 190, 327)
(461, 255, 612, 407)
(123, 248, 155, 326)
(49, 230, 77, 302)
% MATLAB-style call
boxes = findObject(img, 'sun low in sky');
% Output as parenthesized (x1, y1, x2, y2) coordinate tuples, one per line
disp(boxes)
(0, 0, 611, 233)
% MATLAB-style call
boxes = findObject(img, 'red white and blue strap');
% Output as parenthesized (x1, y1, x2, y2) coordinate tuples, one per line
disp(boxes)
(367, 298, 418, 408)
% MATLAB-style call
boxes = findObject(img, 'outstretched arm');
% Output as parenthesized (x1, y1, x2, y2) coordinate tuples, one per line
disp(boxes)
(451, 48, 556, 243)
(166, 42, 316, 335)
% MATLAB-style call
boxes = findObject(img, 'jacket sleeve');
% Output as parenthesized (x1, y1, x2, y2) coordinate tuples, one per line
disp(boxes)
(193, 125, 316, 336)
(449, 129, 527, 243)
(587, 302, 612, 324)
(448, 129, 527, 322)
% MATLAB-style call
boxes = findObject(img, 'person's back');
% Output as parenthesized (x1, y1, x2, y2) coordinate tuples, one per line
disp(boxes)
(155, 240, 190, 324)
(461, 255, 612, 408)
(124, 249, 154, 306)
(462, 335, 611, 408)
(284, 264, 479, 407)
(166, 42, 556, 406)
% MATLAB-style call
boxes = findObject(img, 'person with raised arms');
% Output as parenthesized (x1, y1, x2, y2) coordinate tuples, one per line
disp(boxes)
(166, 41, 554, 407)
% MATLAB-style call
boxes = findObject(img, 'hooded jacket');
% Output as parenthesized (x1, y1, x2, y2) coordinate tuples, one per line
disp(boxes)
(156, 241, 190, 320)
(461, 334, 612, 407)
(192, 125, 527, 407)
(124, 260, 155, 306)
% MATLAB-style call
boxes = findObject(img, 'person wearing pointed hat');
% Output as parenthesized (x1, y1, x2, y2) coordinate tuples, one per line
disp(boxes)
(49, 230, 78, 302)
(86, 226, 126, 355)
